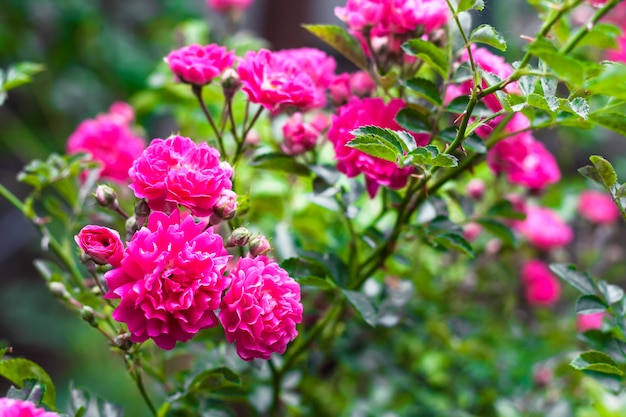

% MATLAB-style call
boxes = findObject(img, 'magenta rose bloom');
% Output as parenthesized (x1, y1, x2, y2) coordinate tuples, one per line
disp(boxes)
(105, 210, 230, 350)
(165, 44, 235, 86)
(129, 135, 233, 217)
(281, 113, 320, 155)
(328, 97, 429, 197)
(274, 48, 337, 108)
(386, 0, 449, 35)
(335, 0, 386, 32)
(67, 104, 145, 183)
(237, 49, 319, 113)
(578, 190, 620, 224)
(521, 260, 561, 306)
(514, 206, 573, 250)
(207, 0, 253, 12)
(219, 256, 302, 361)
(0, 398, 58, 417)
(75, 225, 124, 267)
(577, 312, 605, 332)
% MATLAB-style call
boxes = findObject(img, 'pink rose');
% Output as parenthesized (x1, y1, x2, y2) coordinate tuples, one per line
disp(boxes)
(274, 48, 337, 108)
(105, 211, 231, 350)
(577, 312, 605, 332)
(386, 0, 449, 35)
(219, 256, 302, 361)
(329, 73, 352, 105)
(0, 398, 59, 417)
(350, 71, 376, 97)
(514, 206, 573, 250)
(521, 260, 561, 306)
(335, 0, 386, 32)
(328, 97, 429, 197)
(66, 104, 145, 183)
(206, 0, 253, 12)
(75, 225, 124, 267)
(237, 49, 319, 113)
(129, 135, 233, 217)
(578, 190, 620, 224)
(607, 34, 626, 62)
(281, 113, 320, 155)
(165, 44, 235, 86)
(211, 189, 238, 221)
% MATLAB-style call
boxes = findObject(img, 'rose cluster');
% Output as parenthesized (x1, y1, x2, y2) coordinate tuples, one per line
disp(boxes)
(74, 135, 302, 360)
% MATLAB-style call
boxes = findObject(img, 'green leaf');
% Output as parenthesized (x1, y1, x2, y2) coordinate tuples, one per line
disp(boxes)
(578, 165, 604, 186)
(281, 257, 330, 280)
(302, 24, 368, 71)
(549, 264, 596, 295)
(402, 39, 449, 78)
(68, 383, 122, 417)
(395, 107, 432, 134)
(188, 367, 242, 392)
(294, 276, 336, 290)
(568, 97, 590, 120)
(404, 77, 442, 106)
(481, 71, 512, 111)
(1, 62, 45, 92)
(405, 145, 458, 167)
(352, 125, 417, 153)
(469, 24, 507, 51)
(433, 232, 475, 257)
(486, 200, 526, 220)
(575, 295, 608, 314)
(598, 280, 625, 304)
(457, 0, 485, 12)
(519, 75, 536, 97)
(7, 379, 46, 405)
(570, 351, 624, 376)
(250, 153, 311, 176)
(343, 289, 377, 327)
(347, 136, 400, 163)
(528, 39, 585, 87)
(589, 155, 617, 188)
(589, 112, 626, 137)
(585, 62, 626, 100)
(476, 219, 518, 247)
(578, 23, 621, 49)
(0, 358, 56, 409)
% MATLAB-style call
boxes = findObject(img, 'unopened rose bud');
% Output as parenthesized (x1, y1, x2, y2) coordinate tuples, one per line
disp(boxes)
(94, 185, 119, 209)
(126, 217, 139, 241)
(227, 227, 251, 247)
(463, 222, 482, 242)
(533, 366, 552, 387)
(249, 235, 271, 257)
(466, 179, 486, 201)
(350, 71, 376, 98)
(221, 68, 242, 101)
(212, 189, 238, 221)
(114, 333, 133, 350)
(49, 282, 68, 298)
(134, 200, 150, 227)
(81, 306, 97, 326)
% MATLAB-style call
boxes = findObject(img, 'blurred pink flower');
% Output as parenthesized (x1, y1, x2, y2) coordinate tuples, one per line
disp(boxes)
(463, 222, 482, 242)
(129, 135, 233, 217)
(328, 97, 429, 197)
(577, 312, 605, 332)
(282, 113, 320, 155)
(165, 44, 235, 86)
(274, 48, 337, 108)
(514, 206, 573, 250)
(578, 190, 621, 224)
(206, 0, 253, 12)
(607, 34, 626, 62)
(219, 256, 302, 361)
(331, 71, 377, 105)
(521, 259, 561, 306)
(238, 49, 319, 113)
(75, 225, 124, 267)
(0, 398, 58, 417)
(67, 103, 145, 183)
(329, 73, 352, 105)
(335, 0, 386, 32)
(487, 115, 560, 190)
(105, 211, 230, 350)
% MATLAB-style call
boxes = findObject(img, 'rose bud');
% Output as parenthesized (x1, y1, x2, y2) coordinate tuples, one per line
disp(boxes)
(75, 225, 124, 267)
(211, 189, 238, 221)
(227, 227, 251, 247)
(222, 68, 242, 101)
(249, 235, 271, 257)
(94, 185, 118, 209)
(466, 178, 486, 200)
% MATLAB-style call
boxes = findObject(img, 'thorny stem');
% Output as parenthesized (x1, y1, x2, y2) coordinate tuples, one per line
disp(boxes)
(445, 0, 477, 75)
(192, 85, 226, 156)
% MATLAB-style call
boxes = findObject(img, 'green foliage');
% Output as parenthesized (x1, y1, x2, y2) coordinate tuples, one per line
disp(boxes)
(469, 24, 507, 51)
(0, 356, 57, 409)
(302, 24, 368, 71)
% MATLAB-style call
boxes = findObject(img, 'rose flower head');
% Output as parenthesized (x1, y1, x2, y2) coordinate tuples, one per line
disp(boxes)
(578, 190, 621, 224)
(105, 210, 231, 350)
(165, 44, 235, 86)
(0, 398, 59, 417)
(328, 97, 429, 197)
(282, 112, 321, 155)
(237, 49, 319, 113)
(219, 256, 302, 361)
(577, 312, 605, 332)
(207, 0, 254, 12)
(129, 135, 233, 217)
(514, 206, 573, 250)
(521, 259, 561, 306)
(67, 103, 145, 183)
(75, 225, 124, 267)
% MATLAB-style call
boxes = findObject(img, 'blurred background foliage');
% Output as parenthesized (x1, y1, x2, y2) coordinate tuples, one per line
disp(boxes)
(2, 0, 626, 416)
